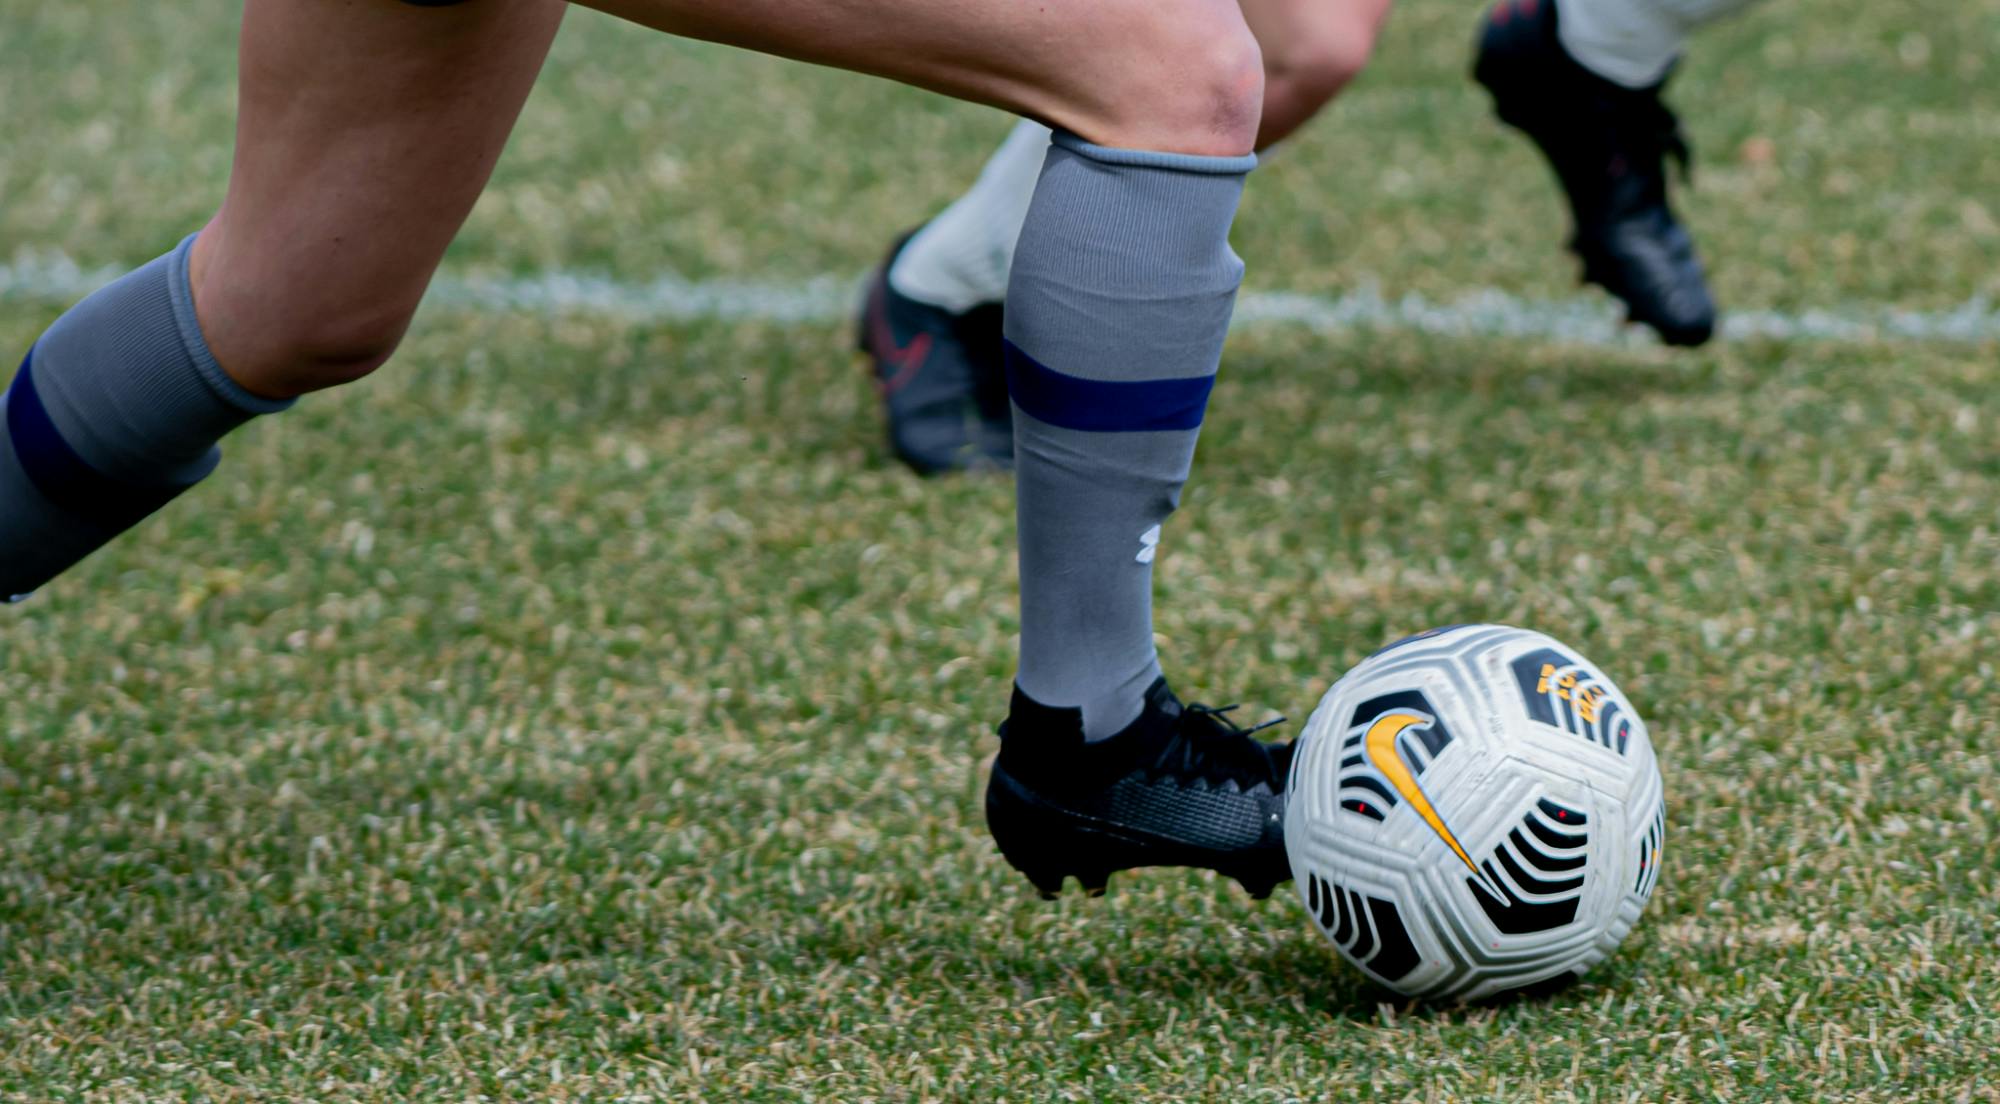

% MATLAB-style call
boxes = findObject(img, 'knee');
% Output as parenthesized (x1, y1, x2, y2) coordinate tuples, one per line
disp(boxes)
(1263, 1, 1385, 106)
(265, 303, 417, 394)
(217, 296, 416, 397)
(1269, 19, 1379, 102)
(192, 254, 423, 398)
(1066, 0, 1267, 157)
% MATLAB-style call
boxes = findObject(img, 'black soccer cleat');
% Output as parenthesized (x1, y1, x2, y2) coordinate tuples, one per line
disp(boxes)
(985, 677, 1295, 900)
(856, 233, 1013, 476)
(1474, 0, 1719, 347)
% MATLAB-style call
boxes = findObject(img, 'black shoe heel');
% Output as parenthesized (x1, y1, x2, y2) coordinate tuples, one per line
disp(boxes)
(985, 769, 1065, 898)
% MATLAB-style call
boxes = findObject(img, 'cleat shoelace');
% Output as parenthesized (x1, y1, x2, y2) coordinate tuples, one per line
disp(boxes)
(1157, 702, 1289, 791)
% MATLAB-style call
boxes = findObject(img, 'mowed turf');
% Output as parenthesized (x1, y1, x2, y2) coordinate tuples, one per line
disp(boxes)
(3, 0, 1999, 1099)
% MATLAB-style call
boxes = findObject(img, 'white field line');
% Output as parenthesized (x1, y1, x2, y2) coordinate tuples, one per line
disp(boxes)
(4, 250, 1997, 347)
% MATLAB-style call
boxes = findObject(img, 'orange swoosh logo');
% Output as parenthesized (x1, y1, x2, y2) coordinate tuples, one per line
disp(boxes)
(1364, 712, 1484, 879)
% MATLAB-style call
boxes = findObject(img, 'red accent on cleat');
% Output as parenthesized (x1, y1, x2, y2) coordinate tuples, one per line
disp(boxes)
(864, 274, 934, 397)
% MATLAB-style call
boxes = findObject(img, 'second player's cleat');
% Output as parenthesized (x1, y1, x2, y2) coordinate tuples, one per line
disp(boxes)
(856, 234, 1013, 476)
(985, 678, 1295, 900)
(1473, 0, 1719, 347)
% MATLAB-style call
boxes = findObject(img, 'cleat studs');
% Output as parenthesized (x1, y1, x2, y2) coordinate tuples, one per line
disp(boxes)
(1023, 869, 1067, 899)
(1239, 874, 1282, 900)
(1077, 870, 1111, 898)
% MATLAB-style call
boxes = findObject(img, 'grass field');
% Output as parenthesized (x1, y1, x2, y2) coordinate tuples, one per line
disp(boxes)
(4, 0, 2000, 1099)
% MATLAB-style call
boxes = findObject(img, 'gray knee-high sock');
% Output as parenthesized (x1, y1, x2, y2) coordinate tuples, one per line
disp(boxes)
(1, 235, 291, 600)
(1006, 133, 1253, 738)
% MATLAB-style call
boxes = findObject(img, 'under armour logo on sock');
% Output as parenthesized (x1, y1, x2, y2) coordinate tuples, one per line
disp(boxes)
(1136, 524, 1162, 565)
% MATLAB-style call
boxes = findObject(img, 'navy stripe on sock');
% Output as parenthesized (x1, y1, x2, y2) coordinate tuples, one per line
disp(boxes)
(1004, 340, 1213, 433)
(6, 350, 185, 530)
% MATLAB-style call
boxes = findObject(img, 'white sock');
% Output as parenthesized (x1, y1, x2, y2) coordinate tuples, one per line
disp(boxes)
(1555, 0, 1764, 88)
(887, 119, 1053, 313)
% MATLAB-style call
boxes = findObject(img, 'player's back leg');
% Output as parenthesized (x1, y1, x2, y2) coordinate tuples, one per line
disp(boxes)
(2, 0, 566, 599)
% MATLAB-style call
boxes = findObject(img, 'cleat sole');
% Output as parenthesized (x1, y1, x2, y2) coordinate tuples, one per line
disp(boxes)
(987, 758, 1289, 902)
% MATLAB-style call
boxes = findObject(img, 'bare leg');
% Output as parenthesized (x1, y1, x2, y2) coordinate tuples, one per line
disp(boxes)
(191, 0, 567, 398)
(198, 0, 1264, 399)
(0, 0, 568, 598)
(1243, 0, 1394, 145)
(581, 0, 1264, 156)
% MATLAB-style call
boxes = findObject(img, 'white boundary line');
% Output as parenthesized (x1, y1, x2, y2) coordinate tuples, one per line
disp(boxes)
(4, 251, 1996, 347)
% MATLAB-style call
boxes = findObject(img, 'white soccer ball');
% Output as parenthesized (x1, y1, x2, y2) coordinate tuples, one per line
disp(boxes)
(1284, 624, 1665, 1002)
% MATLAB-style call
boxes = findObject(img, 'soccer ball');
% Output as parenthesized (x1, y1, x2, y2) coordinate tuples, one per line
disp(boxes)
(1284, 624, 1665, 1001)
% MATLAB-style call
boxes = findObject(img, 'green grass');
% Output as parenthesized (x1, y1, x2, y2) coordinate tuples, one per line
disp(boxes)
(4, 0, 2000, 1099)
